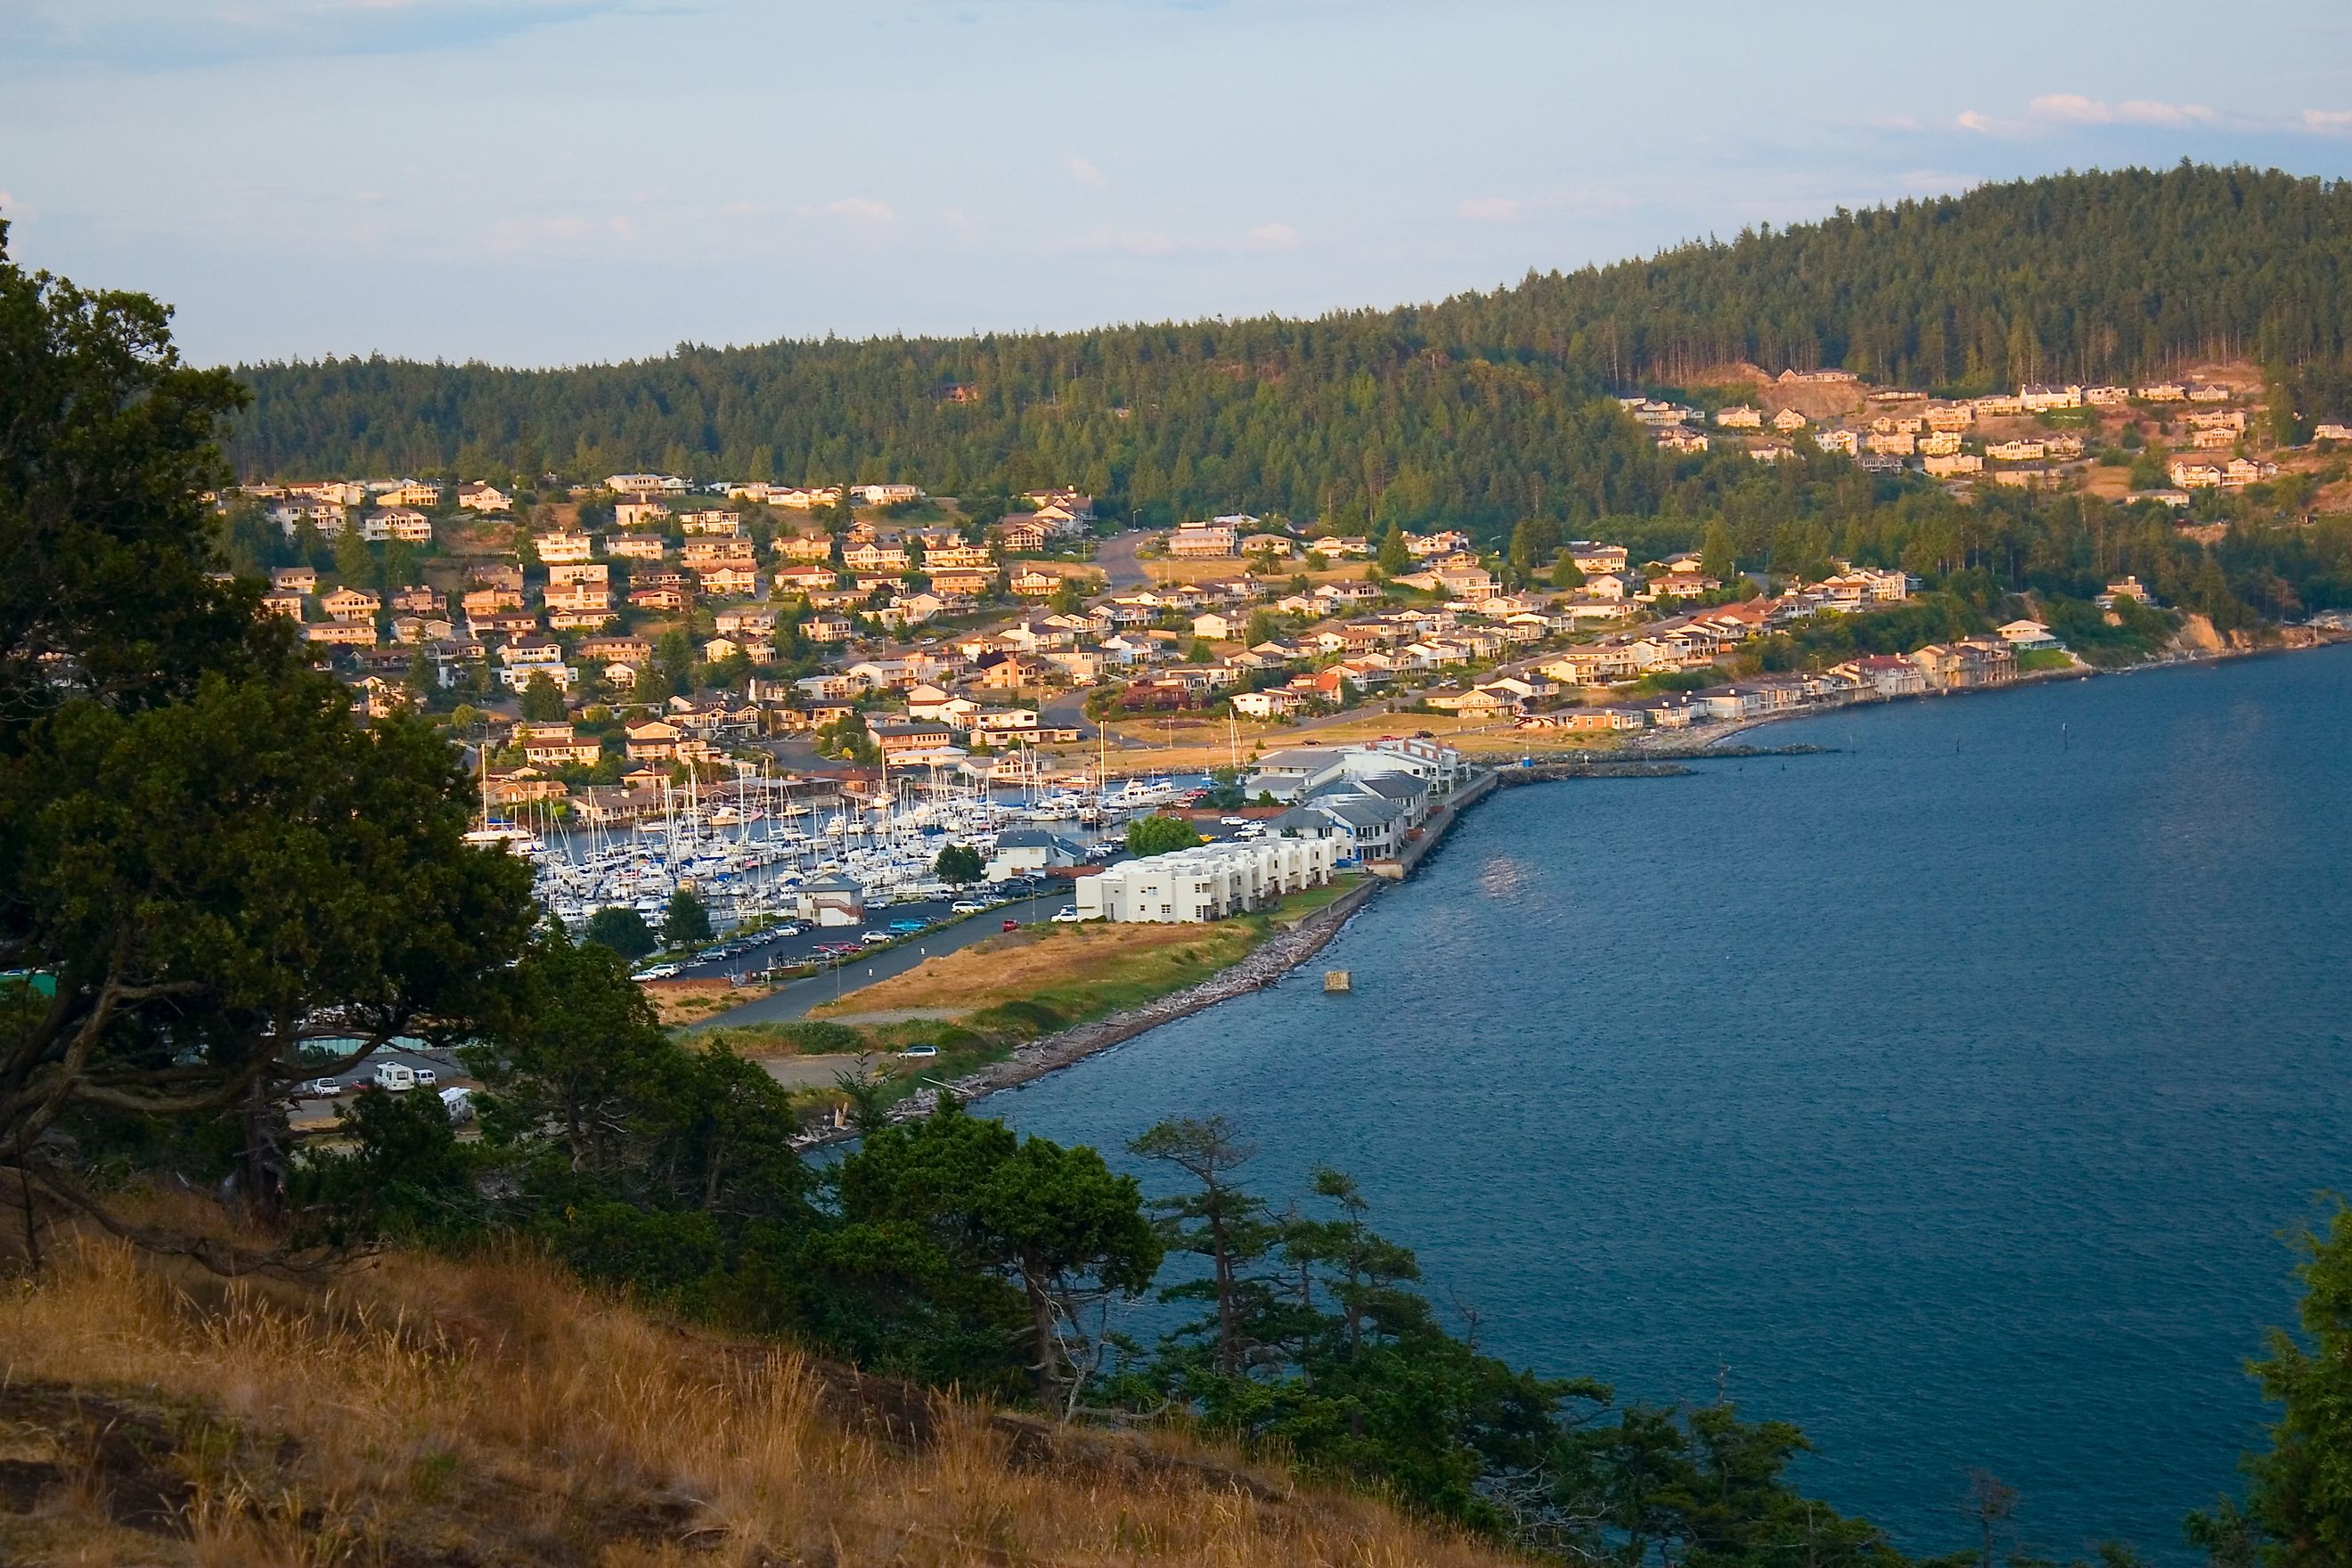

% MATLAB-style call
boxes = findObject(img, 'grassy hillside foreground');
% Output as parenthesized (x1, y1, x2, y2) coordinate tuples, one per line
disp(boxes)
(0, 1212, 1508, 1567)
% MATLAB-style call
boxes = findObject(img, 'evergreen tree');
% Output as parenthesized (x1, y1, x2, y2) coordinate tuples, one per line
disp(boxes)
(663, 888, 712, 948)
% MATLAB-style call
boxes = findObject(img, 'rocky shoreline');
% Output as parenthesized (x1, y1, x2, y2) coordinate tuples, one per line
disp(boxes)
(869, 879, 1379, 1128)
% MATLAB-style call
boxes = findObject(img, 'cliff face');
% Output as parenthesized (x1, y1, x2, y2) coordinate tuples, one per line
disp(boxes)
(2176, 613, 2226, 653)
(0, 1230, 1507, 1567)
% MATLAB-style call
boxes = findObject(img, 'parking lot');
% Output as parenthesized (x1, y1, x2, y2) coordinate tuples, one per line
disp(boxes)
(657, 882, 1087, 984)
(287, 1042, 470, 1123)
(682, 886, 1082, 1031)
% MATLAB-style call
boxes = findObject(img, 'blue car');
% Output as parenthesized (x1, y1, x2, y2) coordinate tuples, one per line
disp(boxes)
(888, 919, 927, 934)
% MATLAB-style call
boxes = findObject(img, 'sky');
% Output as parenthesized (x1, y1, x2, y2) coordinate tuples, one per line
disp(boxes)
(4, 0, 2350, 369)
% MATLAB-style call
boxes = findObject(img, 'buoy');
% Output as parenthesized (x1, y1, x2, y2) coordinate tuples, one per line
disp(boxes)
(1324, 970, 1352, 993)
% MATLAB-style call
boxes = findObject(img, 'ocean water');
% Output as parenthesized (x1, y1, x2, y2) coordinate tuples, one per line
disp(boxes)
(995, 647, 2352, 1561)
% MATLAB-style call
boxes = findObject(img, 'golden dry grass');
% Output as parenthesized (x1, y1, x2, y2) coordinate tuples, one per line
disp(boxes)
(0, 1219, 1512, 1568)
(641, 977, 772, 1025)
(810, 921, 1260, 1024)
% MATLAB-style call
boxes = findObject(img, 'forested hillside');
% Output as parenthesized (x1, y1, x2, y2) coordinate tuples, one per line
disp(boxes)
(228, 165, 2352, 534)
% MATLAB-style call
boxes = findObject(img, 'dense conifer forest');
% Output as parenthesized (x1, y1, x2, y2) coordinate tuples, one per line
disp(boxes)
(228, 165, 2352, 542)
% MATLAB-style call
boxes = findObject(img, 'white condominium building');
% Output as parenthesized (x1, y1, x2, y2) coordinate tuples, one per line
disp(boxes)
(1076, 836, 1335, 924)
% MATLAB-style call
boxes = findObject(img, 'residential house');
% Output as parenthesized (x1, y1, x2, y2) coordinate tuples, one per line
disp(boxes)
(984, 827, 1085, 883)
(606, 473, 689, 497)
(697, 564, 760, 598)
(1167, 519, 1238, 558)
(360, 506, 434, 543)
(1231, 689, 1305, 719)
(519, 723, 602, 768)
(624, 721, 682, 761)
(845, 543, 911, 573)
(870, 718, 957, 757)
(322, 586, 380, 622)
(375, 480, 442, 508)
(456, 481, 512, 512)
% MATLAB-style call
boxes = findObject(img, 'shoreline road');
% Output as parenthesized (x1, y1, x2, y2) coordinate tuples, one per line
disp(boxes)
(687, 890, 1074, 1031)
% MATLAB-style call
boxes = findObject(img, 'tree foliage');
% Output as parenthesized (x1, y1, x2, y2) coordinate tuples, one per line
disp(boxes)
(583, 905, 657, 961)
(1126, 813, 1204, 857)
(228, 168, 2352, 543)
(2189, 1203, 2352, 1566)
(0, 223, 535, 1249)
(935, 843, 984, 886)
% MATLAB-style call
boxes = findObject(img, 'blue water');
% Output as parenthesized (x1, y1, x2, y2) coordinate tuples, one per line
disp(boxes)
(996, 647, 2352, 1561)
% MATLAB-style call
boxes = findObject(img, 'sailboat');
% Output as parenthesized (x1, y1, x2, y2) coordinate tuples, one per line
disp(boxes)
(461, 730, 543, 855)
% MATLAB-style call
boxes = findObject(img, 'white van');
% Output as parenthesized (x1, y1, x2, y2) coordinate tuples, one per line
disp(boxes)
(372, 1062, 418, 1091)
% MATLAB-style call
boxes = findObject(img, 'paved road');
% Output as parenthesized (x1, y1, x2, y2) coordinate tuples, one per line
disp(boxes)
(1092, 530, 1152, 588)
(686, 890, 1078, 1031)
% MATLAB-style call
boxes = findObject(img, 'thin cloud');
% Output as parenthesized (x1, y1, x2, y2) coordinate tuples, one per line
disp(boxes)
(0, 0, 635, 74)
(1049, 227, 1175, 256)
(1457, 197, 1523, 222)
(1950, 93, 2299, 136)
(1066, 157, 1108, 188)
(2305, 109, 2352, 133)
(2029, 93, 2218, 127)
(810, 197, 895, 225)
(1244, 222, 1300, 250)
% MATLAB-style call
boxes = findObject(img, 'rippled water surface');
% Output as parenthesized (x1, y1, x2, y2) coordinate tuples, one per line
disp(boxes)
(998, 648, 2352, 1560)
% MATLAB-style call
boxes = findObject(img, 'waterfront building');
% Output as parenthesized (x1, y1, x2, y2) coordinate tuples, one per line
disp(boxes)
(1075, 836, 1335, 923)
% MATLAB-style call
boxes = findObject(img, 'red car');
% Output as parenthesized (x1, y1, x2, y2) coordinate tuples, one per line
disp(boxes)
(1001, 918, 1020, 932)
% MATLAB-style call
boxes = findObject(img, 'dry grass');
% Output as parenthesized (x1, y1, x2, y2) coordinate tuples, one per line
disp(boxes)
(641, 978, 773, 1025)
(0, 1214, 1510, 1567)
(809, 921, 1260, 1025)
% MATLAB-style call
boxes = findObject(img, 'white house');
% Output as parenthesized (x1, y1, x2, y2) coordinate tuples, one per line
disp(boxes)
(1231, 689, 1304, 720)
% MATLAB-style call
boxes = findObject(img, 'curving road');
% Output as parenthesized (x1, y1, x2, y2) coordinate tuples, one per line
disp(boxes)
(684, 890, 1077, 1031)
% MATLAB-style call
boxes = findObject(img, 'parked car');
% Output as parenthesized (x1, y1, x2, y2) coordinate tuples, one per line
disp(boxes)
(306, 1078, 343, 1098)
(898, 1044, 939, 1059)
(1050, 907, 1082, 924)
(696, 946, 730, 963)
(1220, 815, 1247, 826)
(860, 930, 894, 946)
(889, 919, 927, 934)
(633, 963, 681, 981)
(771, 924, 802, 938)
(412, 1067, 438, 1088)
(372, 1062, 417, 1092)
(951, 901, 985, 915)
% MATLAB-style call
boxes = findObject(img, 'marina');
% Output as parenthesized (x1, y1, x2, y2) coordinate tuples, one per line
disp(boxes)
(468, 757, 1203, 935)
